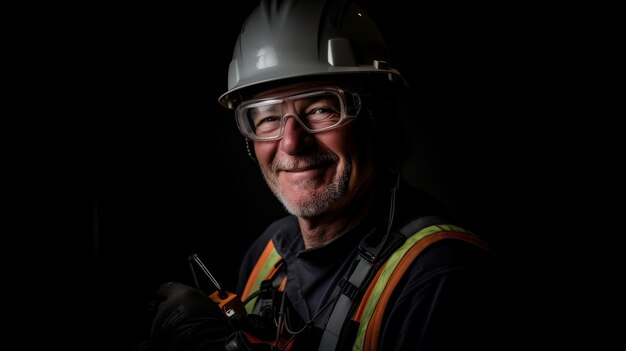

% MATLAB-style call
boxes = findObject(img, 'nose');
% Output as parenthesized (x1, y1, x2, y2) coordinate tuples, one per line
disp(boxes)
(279, 114, 312, 155)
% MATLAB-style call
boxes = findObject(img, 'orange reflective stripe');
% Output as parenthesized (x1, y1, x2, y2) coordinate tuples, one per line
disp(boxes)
(363, 231, 489, 351)
(277, 274, 287, 292)
(242, 240, 276, 301)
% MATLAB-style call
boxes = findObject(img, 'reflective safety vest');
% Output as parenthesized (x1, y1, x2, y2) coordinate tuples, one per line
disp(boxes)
(241, 220, 490, 351)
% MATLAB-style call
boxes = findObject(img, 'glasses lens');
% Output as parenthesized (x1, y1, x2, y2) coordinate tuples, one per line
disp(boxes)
(236, 90, 358, 141)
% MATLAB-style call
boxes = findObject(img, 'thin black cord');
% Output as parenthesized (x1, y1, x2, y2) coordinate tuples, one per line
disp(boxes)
(273, 290, 288, 350)
(386, 178, 399, 236)
(275, 291, 341, 350)
(375, 171, 401, 261)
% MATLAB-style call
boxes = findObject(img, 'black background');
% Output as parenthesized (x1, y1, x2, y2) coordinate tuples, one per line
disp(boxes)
(30, 0, 609, 349)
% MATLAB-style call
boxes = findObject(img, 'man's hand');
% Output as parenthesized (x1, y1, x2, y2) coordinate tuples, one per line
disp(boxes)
(150, 282, 234, 351)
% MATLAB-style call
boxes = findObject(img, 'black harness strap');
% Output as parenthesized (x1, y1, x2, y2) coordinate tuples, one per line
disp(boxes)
(317, 215, 447, 351)
(396, 215, 447, 237)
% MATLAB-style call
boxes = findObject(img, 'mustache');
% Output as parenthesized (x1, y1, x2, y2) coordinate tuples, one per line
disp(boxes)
(271, 153, 338, 172)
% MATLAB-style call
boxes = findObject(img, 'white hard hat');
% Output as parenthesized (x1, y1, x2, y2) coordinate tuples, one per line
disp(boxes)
(218, 0, 406, 109)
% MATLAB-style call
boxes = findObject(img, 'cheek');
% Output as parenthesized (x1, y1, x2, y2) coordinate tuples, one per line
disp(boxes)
(323, 128, 362, 162)
(333, 127, 375, 172)
(253, 141, 277, 165)
(318, 126, 356, 151)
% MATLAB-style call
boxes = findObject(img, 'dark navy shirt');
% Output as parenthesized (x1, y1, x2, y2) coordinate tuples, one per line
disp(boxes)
(236, 182, 507, 350)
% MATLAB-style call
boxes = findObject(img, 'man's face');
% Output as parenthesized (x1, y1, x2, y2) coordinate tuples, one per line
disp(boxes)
(244, 81, 376, 218)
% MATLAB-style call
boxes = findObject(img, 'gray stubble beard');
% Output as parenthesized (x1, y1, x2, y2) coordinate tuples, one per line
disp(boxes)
(262, 155, 350, 217)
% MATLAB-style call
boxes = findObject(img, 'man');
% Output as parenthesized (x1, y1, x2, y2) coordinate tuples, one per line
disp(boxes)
(143, 0, 505, 350)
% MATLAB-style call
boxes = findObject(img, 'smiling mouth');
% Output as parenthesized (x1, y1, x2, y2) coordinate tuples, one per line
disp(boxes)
(285, 164, 318, 172)
(273, 154, 338, 173)
(284, 158, 336, 172)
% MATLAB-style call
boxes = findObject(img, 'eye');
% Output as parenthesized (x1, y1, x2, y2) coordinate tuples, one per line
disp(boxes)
(300, 95, 341, 118)
(249, 104, 282, 128)
(311, 107, 335, 115)
(254, 115, 281, 128)
(304, 106, 339, 121)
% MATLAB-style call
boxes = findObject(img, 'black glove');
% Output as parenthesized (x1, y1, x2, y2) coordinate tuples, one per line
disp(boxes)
(149, 282, 234, 351)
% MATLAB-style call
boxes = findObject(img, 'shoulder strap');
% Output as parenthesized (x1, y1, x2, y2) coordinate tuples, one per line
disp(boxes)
(396, 215, 449, 237)
(241, 240, 284, 314)
(352, 224, 490, 351)
(317, 216, 450, 351)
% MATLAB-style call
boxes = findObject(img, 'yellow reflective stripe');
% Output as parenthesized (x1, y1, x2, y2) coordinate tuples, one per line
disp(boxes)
(244, 245, 282, 314)
(352, 224, 473, 350)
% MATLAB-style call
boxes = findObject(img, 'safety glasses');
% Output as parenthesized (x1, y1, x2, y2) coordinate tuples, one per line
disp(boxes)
(235, 88, 361, 141)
